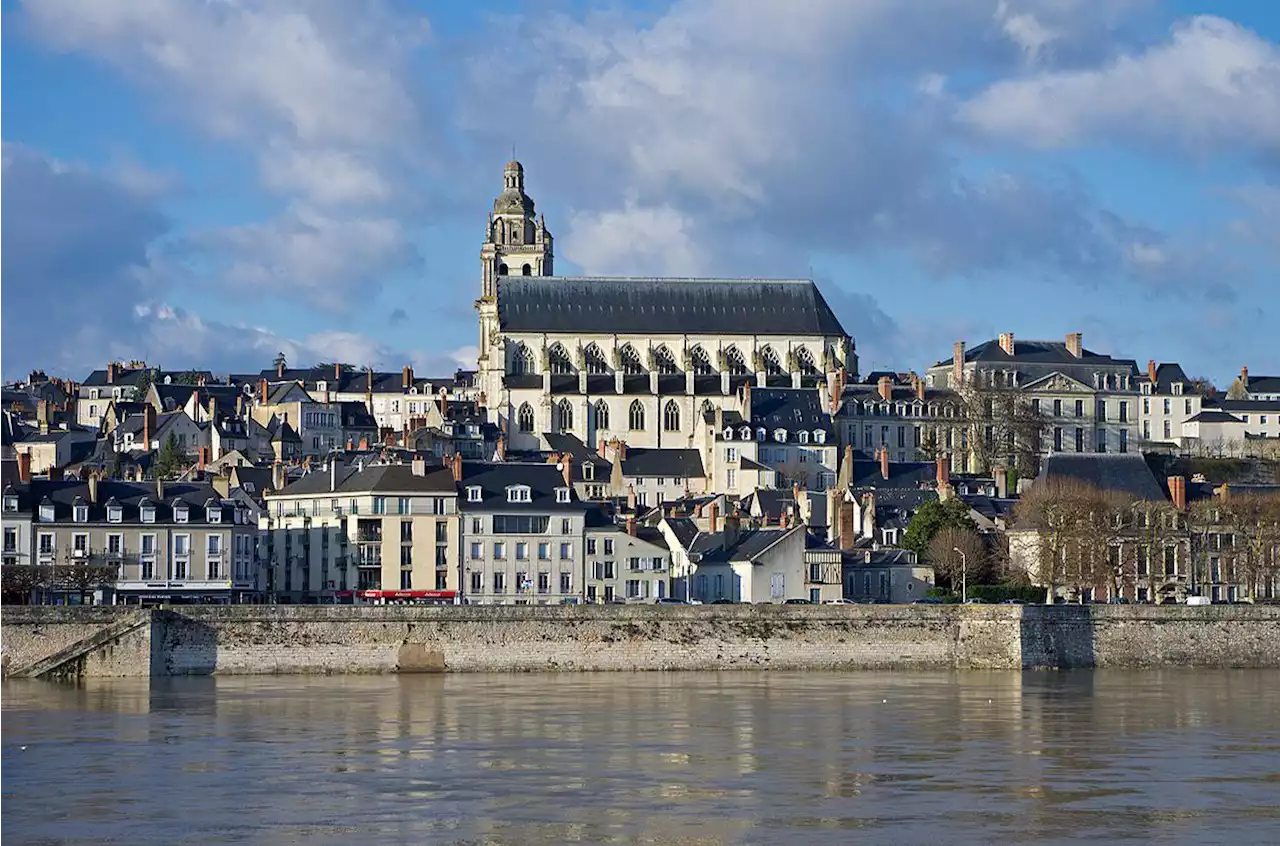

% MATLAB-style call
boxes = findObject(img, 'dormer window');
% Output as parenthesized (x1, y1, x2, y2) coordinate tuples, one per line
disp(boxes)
(555, 487, 571, 503)
(1142, 383, 1152, 396)
(40, 502, 55, 522)
(467, 486, 483, 503)
(140, 500, 156, 523)
(798, 431, 810, 444)
(739, 427, 751, 440)
(174, 504, 189, 523)
(3, 493, 17, 513)
(722, 427, 734, 440)
(756, 428, 766, 441)
(73, 502, 89, 523)
(207, 507, 222, 524)
(316, 380, 327, 393)
(583, 463, 595, 481)
(107, 504, 123, 524)
(814, 430, 826, 444)
(506, 485, 532, 503)
(1172, 383, 1183, 396)
(774, 429, 787, 443)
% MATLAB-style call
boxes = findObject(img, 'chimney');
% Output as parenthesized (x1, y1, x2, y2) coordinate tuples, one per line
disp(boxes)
(208, 395, 218, 426)
(107, 362, 116, 384)
(936, 454, 950, 488)
(143, 405, 156, 450)
(627, 484, 637, 511)
(724, 510, 741, 547)
(952, 341, 965, 387)
(191, 389, 200, 421)
(87, 472, 99, 505)
(402, 365, 413, 390)
(1168, 475, 1187, 511)
(496, 435, 506, 462)
(439, 387, 448, 418)
(235, 394, 244, 418)
(412, 456, 426, 477)
(708, 501, 719, 533)
(597, 438, 607, 460)
(999, 332, 1015, 356)
(843, 443, 854, 484)
(37, 400, 49, 435)
(155, 476, 165, 501)
(878, 375, 892, 402)
(1147, 360, 1157, 384)
(334, 362, 342, 382)
(994, 467, 1008, 499)
(259, 377, 268, 405)
(272, 460, 284, 492)
(451, 451, 463, 483)
(560, 453, 573, 487)
(17, 452, 32, 483)
(618, 440, 627, 461)
(781, 507, 791, 529)
(276, 359, 285, 378)
(626, 516, 636, 537)
(197, 447, 207, 472)
(358, 436, 368, 450)
(1065, 332, 1083, 358)
(838, 499, 856, 551)
(742, 382, 752, 419)
(1241, 365, 1249, 386)
(878, 445, 889, 481)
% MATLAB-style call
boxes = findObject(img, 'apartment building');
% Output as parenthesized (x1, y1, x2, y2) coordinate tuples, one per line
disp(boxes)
(583, 517, 670, 603)
(264, 457, 459, 603)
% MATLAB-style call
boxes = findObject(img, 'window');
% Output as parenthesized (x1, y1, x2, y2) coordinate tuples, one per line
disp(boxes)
(1075, 400, 1084, 418)
(1163, 420, 1171, 439)
(141, 534, 155, 556)
(725, 447, 738, 462)
(584, 344, 609, 375)
(775, 429, 787, 443)
(1119, 401, 1129, 422)
(467, 486, 483, 503)
(493, 542, 506, 559)
(537, 571, 550, 594)
(629, 400, 645, 430)
(174, 534, 190, 556)
(400, 570, 413, 590)
(512, 346, 535, 376)
(723, 347, 747, 376)
(208, 535, 222, 555)
(604, 538, 615, 555)
(400, 546, 413, 567)
(560, 572, 571, 593)
(555, 487, 570, 503)
(547, 343, 573, 375)
(372, 497, 386, 515)
(726, 469, 737, 489)
(493, 572, 506, 592)
(587, 538, 598, 555)
(629, 556, 642, 571)
(174, 505, 189, 523)
(663, 400, 681, 432)
(38, 533, 54, 556)
(1053, 399, 1062, 417)
(471, 572, 483, 592)
(73, 504, 88, 523)
(689, 346, 713, 375)
(619, 344, 644, 375)
(653, 345, 679, 375)
(1119, 429, 1129, 453)
(516, 542, 529, 561)
(770, 572, 785, 599)
(39, 502, 55, 522)
(3, 494, 16, 513)
(538, 542, 550, 560)
(555, 399, 574, 432)
(1096, 429, 1107, 453)
(794, 347, 817, 375)
(1075, 428, 1084, 453)
(561, 518, 571, 534)
(559, 542, 572, 559)
(594, 400, 610, 431)
(517, 403, 535, 433)
(3, 528, 16, 553)
(506, 486, 532, 503)
(1031, 398, 1040, 415)
(471, 517, 483, 534)
(397, 497, 411, 515)
(760, 347, 782, 376)
(1053, 427, 1063, 451)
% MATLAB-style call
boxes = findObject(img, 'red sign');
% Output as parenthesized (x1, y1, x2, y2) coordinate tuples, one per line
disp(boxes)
(356, 590, 457, 600)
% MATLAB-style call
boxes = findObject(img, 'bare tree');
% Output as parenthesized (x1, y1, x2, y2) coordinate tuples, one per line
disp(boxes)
(1014, 478, 1095, 601)
(955, 380, 1049, 479)
(1217, 491, 1280, 599)
(926, 526, 986, 592)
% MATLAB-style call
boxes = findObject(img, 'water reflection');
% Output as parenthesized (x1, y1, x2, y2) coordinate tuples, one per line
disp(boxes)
(3, 671, 1279, 845)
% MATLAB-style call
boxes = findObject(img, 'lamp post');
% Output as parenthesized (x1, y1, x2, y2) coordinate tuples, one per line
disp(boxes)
(953, 547, 967, 603)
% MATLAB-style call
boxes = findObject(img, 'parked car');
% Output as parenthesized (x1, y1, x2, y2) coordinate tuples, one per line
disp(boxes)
(655, 598, 689, 605)
(1185, 596, 1211, 606)
(963, 598, 987, 604)
(1000, 599, 1026, 605)
(783, 598, 812, 605)
(824, 598, 855, 605)
(911, 597, 944, 605)
(709, 598, 736, 605)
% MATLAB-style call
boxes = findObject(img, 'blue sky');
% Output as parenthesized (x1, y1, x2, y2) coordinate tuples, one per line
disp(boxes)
(3, 0, 1278, 384)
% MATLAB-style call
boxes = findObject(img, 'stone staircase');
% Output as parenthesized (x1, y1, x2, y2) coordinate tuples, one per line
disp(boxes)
(6, 611, 151, 679)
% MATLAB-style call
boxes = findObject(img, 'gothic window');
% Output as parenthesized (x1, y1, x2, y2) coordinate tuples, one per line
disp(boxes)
(629, 400, 646, 431)
(723, 347, 748, 376)
(512, 345, 535, 375)
(584, 343, 609, 375)
(556, 399, 574, 432)
(517, 403, 534, 433)
(652, 345, 679, 375)
(760, 346, 782, 376)
(689, 346, 713, 375)
(618, 344, 644, 375)
(794, 347, 817, 376)
(594, 399, 610, 431)
(547, 343, 573, 375)
(663, 400, 681, 432)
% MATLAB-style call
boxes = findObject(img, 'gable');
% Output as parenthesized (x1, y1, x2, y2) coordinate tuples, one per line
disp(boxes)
(1021, 371, 1095, 394)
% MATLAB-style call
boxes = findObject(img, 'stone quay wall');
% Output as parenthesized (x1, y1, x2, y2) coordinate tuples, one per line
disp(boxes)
(2, 604, 1278, 677)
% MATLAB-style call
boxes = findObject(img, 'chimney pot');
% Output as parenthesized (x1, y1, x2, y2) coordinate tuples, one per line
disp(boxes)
(1241, 365, 1249, 383)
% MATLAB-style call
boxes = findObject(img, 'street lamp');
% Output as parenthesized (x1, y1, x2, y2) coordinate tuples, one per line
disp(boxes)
(953, 547, 967, 603)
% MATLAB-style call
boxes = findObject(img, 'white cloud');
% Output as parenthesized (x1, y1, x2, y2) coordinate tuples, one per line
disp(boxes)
(564, 202, 705, 277)
(961, 16, 1280, 154)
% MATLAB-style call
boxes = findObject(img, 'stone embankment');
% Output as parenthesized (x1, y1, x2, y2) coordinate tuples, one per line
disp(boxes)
(2, 604, 1278, 678)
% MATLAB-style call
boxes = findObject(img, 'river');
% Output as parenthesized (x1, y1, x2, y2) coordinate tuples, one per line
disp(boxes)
(3, 671, 1279, 844)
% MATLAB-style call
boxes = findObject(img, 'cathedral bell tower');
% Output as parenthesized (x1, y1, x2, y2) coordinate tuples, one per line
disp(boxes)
(479, 160, 553, 300)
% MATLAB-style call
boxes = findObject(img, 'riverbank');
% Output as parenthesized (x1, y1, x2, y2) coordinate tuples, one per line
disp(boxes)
(3, 604, 1279, 677)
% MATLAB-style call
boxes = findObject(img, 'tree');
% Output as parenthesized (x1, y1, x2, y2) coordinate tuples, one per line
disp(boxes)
(902, 497, 977, 557)
(1217, 491, 1280, 599)
(133, 367, 155, 399)
(1013, 477, 1095, 602)
(171, 370, 204, 385)
(926, 526, 986, 592)
(2, 566, 45, 605)
(954, 380, 1049, 478)
(153, 432, 184, 479)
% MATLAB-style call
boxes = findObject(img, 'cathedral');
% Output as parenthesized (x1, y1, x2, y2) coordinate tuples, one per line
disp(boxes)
(475, 160, 857, 451)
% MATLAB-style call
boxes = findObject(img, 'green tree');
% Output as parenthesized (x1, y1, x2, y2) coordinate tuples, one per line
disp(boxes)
(133, 367, 155, 399)
(902, 497, 977, 557)
(153, 432, 184, 479)
(171, 370, 203, 385)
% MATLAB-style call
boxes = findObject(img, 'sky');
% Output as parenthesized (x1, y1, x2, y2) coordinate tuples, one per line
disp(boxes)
(2, 0, 1278, 384)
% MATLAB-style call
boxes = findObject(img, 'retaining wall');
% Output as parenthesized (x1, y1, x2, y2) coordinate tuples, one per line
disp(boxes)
(2, 604, 1278, 677)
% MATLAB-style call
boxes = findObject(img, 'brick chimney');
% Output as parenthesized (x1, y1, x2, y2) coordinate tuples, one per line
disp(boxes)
(197, 447, 208, 472)
(191, 389, 200, 421)
(878, 445, 889, 481)
(17, 452, 32, 483)
(838, 498, 856, 551)
(107, 362, 116, 384)
(936, 454, 950, 488)
(276, 359, 285, 378)
(496, 435, 506, 461)
(626, 484, 637, 511)
(259, 377, 268, 405)
(37, 400, 49, 435)
(708, 501, 719, 533)
(334, 362, 342, 382)
(208, 395, 218, 426)
(1066, 332, 1083, 358)
(438, 387, 448, 418)
(617, 440, 627, 461)
(952, 341, 965, 387)
(626, 516, 636, 537)
(741, 382, 752, 419)
(1168, 475, 1187, 511)
(597, 438, 607, 459)
(878, 375, 892, 402)
(911, 372, 925, 401)
(560, 453, 573, 487)
(451, 451, 463, 483)
(999, 332, 1015, 355)
(402, 365, 413, 390)
(1241, 365, 1249, 386)
(843, 443, 854, 482)
(143, 405, 155, 451)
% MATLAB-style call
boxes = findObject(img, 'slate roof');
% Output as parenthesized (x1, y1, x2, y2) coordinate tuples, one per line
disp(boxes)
(849, 458, 937, 489)
(497, 277, 847, 336)
(686, 527, 795, 565)
(457, 462, 584, 512)
(152, 383, 240, 412)
(1217, 399, 1280, 413)
(277, 462, 455, 497)
(1034, 453, 1168, 501)
(1187, 410, 1242, 423)
(621, 448, 705, 479)
(1148, 363, 1190, 393)
(27, 480, 236, 523)
(935, 339, 1137, 370)
(81, 367, 153, 388)
(1246, 375, 1280, 393)
(746, 388, 835, 434)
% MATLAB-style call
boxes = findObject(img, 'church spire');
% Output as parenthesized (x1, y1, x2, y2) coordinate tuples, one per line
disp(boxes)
(480, 159, 553, 299)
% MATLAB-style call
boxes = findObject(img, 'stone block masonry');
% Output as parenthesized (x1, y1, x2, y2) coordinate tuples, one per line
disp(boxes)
(2, 604, 1279, 678)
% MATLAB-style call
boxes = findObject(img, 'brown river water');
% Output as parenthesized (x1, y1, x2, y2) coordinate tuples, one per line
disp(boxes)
(3, 671, 1279, 844)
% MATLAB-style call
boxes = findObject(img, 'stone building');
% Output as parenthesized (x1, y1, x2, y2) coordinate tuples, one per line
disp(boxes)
(583, 517, 671, 603)
(472, 161, 856, 453)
